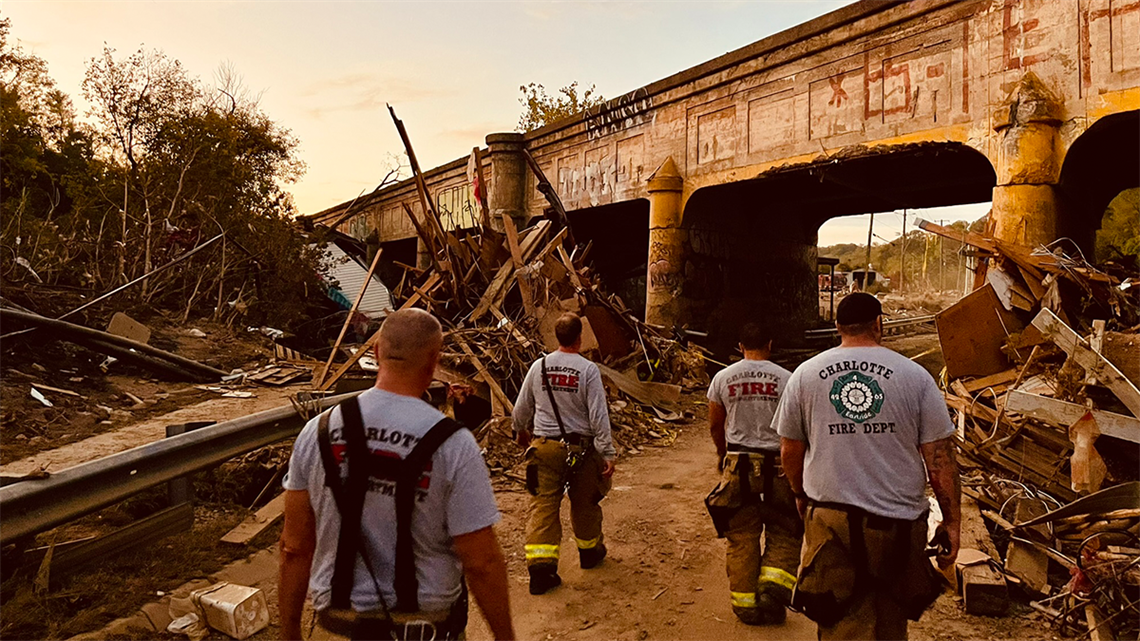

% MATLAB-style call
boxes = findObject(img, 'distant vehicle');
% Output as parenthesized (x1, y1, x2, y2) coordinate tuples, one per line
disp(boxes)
(819, 272, 848, 292)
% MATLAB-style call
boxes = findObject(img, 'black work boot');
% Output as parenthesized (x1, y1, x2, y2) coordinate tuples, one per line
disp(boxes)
(732, 605, 765, 626)
(579, 543, 607, 569)
(528, 565, 562, 595)
(754, 592, 787, 624)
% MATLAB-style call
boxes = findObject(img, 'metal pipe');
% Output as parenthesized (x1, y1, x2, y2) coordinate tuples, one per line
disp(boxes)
(0, 391, 361, 545)
(0, 308, 227, 381)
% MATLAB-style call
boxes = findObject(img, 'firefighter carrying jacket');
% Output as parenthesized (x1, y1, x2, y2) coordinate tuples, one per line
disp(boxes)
(512, 313, 616, 596)
(705, 322, 800, 626)
(773, 293, 959, 641)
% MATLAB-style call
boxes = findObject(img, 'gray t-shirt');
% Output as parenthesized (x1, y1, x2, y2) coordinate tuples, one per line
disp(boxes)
(773, 345, 954, 520)
(283, 387, 500, 613)
(707, 359, 791, 452)
(512, 350, 616, 459)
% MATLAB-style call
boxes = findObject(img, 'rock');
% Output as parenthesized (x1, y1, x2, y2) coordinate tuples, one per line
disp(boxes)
(186, 328, 208, 338)
(15, 434, 27, 441)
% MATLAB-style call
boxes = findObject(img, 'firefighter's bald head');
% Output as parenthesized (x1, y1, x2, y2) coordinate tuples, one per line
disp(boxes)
(375, 308, 443, 375)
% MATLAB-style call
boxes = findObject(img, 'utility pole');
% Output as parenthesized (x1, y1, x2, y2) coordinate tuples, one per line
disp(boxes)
(939, 219, 945, 292)
(900, 209, 907, 293)
(864, 212, 875, 291)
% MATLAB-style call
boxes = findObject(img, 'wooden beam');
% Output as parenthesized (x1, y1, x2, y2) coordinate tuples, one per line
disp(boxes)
(315, 248, 384, 388)
(454, 336, 514, 415)
(220, 493, 287, 545)
(472, 146, 493, 229)
(1031, 309, 1140, 417)
(501, 213, 536, 318)
(1006, 390, 1140, 444)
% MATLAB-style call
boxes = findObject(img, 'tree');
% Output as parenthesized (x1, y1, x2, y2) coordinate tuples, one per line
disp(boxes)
(517, 81, 604, 132)
(1096, 188, 1139, 263)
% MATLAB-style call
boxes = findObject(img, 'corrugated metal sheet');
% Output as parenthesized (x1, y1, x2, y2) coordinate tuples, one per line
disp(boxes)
(318, 243, 393, 318)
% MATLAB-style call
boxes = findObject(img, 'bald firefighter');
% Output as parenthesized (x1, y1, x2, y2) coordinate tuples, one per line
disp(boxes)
(705, 322, 801, 625)
(513, 312, 616, 595)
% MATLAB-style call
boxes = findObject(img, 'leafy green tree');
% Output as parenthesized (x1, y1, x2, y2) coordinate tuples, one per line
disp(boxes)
(517, 81, 604, 132)
(1095, 188, 1139, 263)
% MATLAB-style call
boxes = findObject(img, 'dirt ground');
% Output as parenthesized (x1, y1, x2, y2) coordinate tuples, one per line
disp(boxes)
(460, 407, 1063, 641)
(2, 329, 1069, 640)
(1, 318, 273, 467)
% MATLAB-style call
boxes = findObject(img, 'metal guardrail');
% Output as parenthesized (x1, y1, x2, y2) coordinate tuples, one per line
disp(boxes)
(0, 391, 361, 546)
(804, 314, 937, 340)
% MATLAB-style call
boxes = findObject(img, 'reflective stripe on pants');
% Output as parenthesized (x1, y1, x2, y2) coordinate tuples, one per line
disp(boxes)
(760, 566, 797, 591)
(524, 544, 560, 561)
(731, 592, 757, 608)
(524, 438, 610, 568)
(575, 536, 600, 550)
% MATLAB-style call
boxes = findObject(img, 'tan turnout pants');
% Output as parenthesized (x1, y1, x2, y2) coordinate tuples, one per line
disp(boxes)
(721, 452, 802, 610)
(799, 503, 928, 641)
(524, 437, 610, 567)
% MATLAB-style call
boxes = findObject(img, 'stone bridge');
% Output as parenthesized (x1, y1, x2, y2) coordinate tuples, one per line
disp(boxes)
(306, 0, 1139, 346)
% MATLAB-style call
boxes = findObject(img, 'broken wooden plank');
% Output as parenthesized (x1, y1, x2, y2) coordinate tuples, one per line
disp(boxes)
(501, 213, 536, 318)
(1085, 604, 1113, 641)
(316, 248, 384, 388)
(454, 335, 514, 416)
(963, 369, 1019, 394)
(1031, 308, 1140, 417)
(936, 284, 1024, 380)
(470, 222, 553, 321)
(597, 363, 680, 411)
(1013, 391, 1140, 444)
(220, 493, 287, 545)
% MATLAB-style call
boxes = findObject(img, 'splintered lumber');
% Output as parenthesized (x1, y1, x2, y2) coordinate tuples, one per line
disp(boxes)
(963, 369, 1019, 394)
(1015, 482, 1140, 529)
(470, 221, 554, 321)
(521, 149, 575, 246)
(501, 214, 536, 318)
(0, 308, 225, 382)
(1086, 605, 1114, 641)
(597, 363, 681, 411)
(957, 497, 1009, 615)
(316, 248, 384, 388)
(936, 284, 1024, 380)
(220, 493, 287, 545)
(453, 336, 514, 416)
(1031, 309, 1140, 417)
(318, 331, 382, 392)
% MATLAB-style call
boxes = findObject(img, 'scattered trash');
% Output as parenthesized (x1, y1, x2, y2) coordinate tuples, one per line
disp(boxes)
(29, 388, 53, 407)
(924, 219, 1139, 638)
(189, 582, 269, 640)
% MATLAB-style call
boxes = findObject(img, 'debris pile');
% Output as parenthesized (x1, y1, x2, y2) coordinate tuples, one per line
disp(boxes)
(920, 219, 1139, 636)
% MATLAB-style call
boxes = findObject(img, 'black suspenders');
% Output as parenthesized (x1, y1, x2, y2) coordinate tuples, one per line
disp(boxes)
(317, 396, 465, 612)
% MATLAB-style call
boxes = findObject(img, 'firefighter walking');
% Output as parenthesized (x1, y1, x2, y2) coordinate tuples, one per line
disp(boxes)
(513, 313, 616, 595)
(704, 322, 800, 625)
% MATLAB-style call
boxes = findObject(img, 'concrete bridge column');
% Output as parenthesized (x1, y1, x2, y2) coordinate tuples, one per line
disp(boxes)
(991, 72, 1063, 247)
(486, 132, 528, 231)
(645, 157, 686, 328)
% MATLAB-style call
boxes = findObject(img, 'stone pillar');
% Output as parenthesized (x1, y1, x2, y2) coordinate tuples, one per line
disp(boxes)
(485, 132, 528, 231)
(645, 157, 686, 328)
(991, 72, 1062, 247)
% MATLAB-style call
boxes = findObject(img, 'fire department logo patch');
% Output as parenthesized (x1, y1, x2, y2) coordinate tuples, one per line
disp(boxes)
(829, 371, 884, 422)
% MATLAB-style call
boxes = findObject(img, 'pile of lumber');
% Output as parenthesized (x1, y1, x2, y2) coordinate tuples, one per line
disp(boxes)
(926, 220, 1139, 635)
(310, 108, 709, 474)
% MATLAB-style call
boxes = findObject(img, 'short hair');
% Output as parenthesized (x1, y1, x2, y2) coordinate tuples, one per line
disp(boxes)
(837, 319, 879, 337)
(836, 292, 882, 324)
(554, 313, 583, 347)
(376, 309, 443, 370)
(739, 322, 772, 351)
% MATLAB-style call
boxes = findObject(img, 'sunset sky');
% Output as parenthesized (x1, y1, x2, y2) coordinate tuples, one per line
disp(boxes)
(4, 1, 987, 244)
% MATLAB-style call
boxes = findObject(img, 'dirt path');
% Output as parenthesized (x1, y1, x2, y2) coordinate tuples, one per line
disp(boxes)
(0, 387, 301, 476)
(464, 420, 1055, 641)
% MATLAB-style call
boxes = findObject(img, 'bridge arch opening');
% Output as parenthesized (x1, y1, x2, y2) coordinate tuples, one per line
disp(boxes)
(678, 143, 995, 351)
(566, 198, 650, 319)
(1058, 110, 1140, 260)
